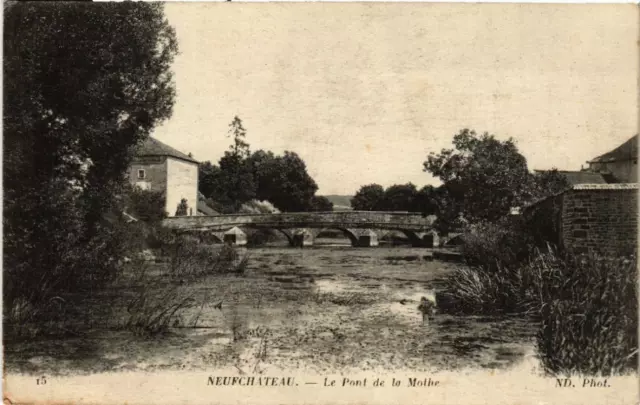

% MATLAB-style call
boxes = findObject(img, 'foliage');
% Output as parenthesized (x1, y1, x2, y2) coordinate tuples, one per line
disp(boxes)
(3, 2, 178, 322)
(125, 287, 195, 337)
(350, 184, 385, 211)
(199, 139, 322, 213)
(440, 220, 538, 314)
(125, 185, 167, 222)
(423, 129, 570, 226)
(198, 162, 226, 207)
(249, 150, 319, 212)
(228, 115, 250, 158)
(415, 185, 440, 216)
(535, 253, 638, 376)
(310, 196, 334, 212)
(167, 235, 248, 279)
(443, 217, 637, 375)
(239, 199, 280, 214)
(530, 169, 572, 200)
(379, 183, 419, 212)
(123, 237, 249, 337)
(460, 219, 534, 271)
(351, 183, 439, 214)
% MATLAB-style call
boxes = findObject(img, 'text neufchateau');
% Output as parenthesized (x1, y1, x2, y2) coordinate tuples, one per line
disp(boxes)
(208, 376, 295, 387)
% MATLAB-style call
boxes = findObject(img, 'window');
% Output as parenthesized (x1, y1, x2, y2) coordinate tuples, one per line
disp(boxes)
(137, 169, 146, 179)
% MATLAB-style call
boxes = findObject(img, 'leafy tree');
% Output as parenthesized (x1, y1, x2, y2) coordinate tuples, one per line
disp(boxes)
(247, 149, 278, 202)
(198, 161, 225, 202)
(219, 152, 256, 211)
(249, 150, 318, 212)
(3, 2, 177, 313)
(214, 116, 256, 211)
(415, 185, 440, 216)
(198, 125, 321, 213)
(530, 169, 571, 200)
(228, 115, 250, 158)
(380, 183, 419, 211)
(351, 184, 385, 211)
(423, 129, 533, 223)
(310, 196, 334, 212)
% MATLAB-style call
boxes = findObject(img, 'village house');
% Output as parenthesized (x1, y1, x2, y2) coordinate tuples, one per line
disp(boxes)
(533, 134, 638, 186)
(523, 134, 638, 255)
(128, 137, 210, 217)
(585, 134, 638, 183)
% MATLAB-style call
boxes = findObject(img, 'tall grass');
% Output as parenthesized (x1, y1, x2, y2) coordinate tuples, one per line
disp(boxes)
(167, 235, 248, 279)
(439, 220, 537, 314)
(125, 287, 196, 336)
(123, 235, 249, 336)
(443, 219, 638, 375)
(534, 253, 637, 375)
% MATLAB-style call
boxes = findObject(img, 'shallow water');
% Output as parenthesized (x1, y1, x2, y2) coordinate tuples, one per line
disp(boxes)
(5, 245, 537, 375)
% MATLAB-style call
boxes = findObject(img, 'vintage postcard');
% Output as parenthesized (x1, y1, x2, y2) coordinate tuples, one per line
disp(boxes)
(3, 1, 638, 405)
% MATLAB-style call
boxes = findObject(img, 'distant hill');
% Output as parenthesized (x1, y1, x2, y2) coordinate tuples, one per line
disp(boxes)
(322, 195, 353, 211)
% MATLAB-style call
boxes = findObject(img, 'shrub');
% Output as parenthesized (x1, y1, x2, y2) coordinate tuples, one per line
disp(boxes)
(123, 237, 249, 336)
(125, 186, 167, 223)
(125, 286, 195, 336)
(238, 199, 280, 214)
(167, 235, 248, 278)
(535, 253, 637, 376)
(440, 265, 520, 314)
(460, 219, 534, 271)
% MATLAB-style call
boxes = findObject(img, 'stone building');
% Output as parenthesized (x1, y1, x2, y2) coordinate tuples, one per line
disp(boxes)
(586, 134, 638, 183)
(129, 137, 199, 217)
(522, 184, 638, 256)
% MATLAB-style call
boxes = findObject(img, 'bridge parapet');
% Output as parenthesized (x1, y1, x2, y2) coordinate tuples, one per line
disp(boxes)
(162, 211, 435, 232)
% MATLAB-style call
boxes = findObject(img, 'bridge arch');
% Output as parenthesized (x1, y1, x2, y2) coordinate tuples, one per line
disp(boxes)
(316, 227, 359, 246)
(274, 229, 294, 246)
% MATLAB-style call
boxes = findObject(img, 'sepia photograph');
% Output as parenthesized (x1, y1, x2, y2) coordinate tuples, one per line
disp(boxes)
(3, 1, 638, 404)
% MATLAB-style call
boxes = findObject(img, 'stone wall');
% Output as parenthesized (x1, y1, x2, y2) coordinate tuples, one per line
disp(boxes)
(166, 157, 199, 217)
(525, 184, 638, 256)
(561, 184, 637, 255)
(128, 156, 168, 195)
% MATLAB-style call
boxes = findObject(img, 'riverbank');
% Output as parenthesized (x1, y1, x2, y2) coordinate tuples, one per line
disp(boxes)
(5, 247, 536, 375)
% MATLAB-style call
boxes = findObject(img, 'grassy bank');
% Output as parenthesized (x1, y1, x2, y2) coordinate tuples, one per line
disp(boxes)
(440, 221, 638, 376)
(4, 234, 249, 341)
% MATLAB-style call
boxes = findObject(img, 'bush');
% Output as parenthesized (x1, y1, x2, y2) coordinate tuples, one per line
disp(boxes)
(535, 253, 637, 376)
(238, 199, 280, 214)
(123, 236, 249, 336)
(125, 186, 167, 223)
(460, 219, 534, 271)
(440, 265, 521, 314)
(167, 235, 247, 278)
(125, 286, 196, 337)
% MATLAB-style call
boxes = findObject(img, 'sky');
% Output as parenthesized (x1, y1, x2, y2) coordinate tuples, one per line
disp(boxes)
(153, 3, 638, 195)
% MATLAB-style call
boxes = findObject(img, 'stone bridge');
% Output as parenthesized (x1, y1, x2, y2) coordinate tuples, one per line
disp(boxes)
(161, 211, 440, 247)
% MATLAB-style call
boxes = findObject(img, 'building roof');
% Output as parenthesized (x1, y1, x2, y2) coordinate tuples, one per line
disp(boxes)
(588, 134, 638, 164)
(572, 183, 638, 190)
(551, 170, 607, 185)
(197, 200, 219, 216)
(522, 182, 639, 213)
(134, 137, 198, 164)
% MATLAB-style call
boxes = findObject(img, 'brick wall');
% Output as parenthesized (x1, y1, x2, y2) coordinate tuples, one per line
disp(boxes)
(561, 184, 638, 255)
